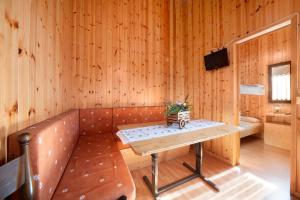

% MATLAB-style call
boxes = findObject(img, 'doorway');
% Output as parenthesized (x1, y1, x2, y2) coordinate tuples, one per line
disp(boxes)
(233, 18, 298, 198)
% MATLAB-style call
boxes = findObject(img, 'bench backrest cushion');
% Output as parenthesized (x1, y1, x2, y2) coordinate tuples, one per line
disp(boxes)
(79, 108, 113, 136)
(112, 106, 165, 134)
(7, 109, 79, 200)
(79, 107, 165, 137)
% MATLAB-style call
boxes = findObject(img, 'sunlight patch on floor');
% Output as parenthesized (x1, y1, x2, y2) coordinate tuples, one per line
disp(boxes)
(159, 167, 241, 200)
(159, 171, 277, 200)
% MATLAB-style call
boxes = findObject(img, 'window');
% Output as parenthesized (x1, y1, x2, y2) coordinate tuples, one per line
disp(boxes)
(272, 74, 290, 101)
(268, 61, 291, 103)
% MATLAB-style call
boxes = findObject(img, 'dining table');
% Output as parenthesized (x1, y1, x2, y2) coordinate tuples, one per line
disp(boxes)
(117, 120, 240, 199)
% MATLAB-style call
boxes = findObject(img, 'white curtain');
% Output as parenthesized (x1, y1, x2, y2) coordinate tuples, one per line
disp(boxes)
(272, 74, 290, 101)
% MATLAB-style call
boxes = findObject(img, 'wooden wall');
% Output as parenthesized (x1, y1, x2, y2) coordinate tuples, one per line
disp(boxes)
(70, 0, 238, 165)
(238, 26, 292, 121)
(170, 0, 239, 165)
(71, 0, 171, 108)
(170, 0, 300, 195)
(0, 0, 74, 163)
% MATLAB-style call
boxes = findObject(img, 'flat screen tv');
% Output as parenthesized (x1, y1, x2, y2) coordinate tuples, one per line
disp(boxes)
(204, 48, 229, 70)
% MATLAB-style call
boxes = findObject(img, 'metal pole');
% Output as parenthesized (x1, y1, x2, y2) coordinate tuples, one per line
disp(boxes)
(18, 132, 35, 200)
(151, 153, 158, 197)
(195, 142, 202, 174)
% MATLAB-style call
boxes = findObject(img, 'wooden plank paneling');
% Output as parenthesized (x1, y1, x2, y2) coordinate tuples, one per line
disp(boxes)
(170, 0, 238, 165)
(71, 0, 239, 164)
(72, 0, 171, 108)
(169, 3, 300, 196)
(0, 0, 74, 163)
(71, 0, 300, 195)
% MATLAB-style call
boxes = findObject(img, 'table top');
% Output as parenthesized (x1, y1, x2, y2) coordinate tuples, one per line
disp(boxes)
(117, 122, 240, 156)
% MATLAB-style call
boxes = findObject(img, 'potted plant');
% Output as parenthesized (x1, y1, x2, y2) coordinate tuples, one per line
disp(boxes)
(166, 96, 191, 129)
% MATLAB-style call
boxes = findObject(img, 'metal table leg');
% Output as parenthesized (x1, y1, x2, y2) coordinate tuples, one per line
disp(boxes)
(143, 142, 219, 199)
(143, 153, 159, 198)
(183, 142, 219, 192)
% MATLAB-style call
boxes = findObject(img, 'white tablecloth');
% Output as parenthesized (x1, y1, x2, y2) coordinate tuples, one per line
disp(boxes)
(116, 120, 224, 144)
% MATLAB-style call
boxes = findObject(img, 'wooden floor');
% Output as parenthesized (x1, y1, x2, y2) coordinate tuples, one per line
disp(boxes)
(130, 136, 298, 200)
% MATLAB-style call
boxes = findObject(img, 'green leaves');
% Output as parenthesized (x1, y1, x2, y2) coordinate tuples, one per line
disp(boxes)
(166, 102, 191, 116)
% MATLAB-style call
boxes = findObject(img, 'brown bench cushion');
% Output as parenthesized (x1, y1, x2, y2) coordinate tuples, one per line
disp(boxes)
(112, 106, 165, 149)
(79, 108, 113, 136)
(7, 110, 80, 200)
(112, 106, 165, 133)
(79, 106, 165, 150)
(53, 134, 135, 200)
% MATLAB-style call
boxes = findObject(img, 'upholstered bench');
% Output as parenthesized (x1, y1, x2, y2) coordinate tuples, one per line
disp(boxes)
(8, 106, 190, 199)
(79, 107, 190, 170)
(8, 109, 135, 200)
(53, 134, 134, 200)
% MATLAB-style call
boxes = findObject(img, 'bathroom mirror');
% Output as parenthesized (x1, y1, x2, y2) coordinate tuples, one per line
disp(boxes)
(268, 61, 291, 103)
